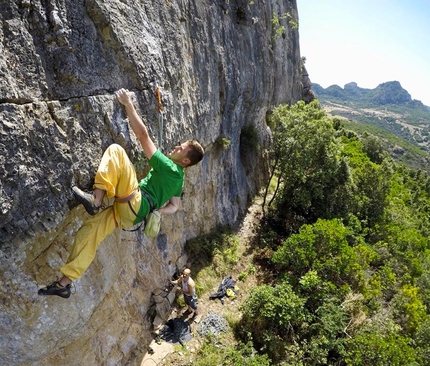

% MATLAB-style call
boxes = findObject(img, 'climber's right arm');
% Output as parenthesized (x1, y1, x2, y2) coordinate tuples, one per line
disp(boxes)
(116, 88, 157, 159)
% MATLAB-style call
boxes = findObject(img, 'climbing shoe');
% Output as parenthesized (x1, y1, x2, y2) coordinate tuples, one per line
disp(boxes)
(72, 186, 101, 215)
(38, 281, 71, 299)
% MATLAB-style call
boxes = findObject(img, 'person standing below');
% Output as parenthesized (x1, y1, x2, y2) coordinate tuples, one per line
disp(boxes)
(38, 89, 204, 298)
(172, 268, 198, 317)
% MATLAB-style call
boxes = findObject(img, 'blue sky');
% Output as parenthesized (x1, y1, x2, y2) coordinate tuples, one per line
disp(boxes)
(298, 0, 430, 106)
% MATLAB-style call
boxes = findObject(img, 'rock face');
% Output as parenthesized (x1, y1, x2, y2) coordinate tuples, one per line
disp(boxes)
(301, 63, 316, 103)
(0, 0, 303, 365)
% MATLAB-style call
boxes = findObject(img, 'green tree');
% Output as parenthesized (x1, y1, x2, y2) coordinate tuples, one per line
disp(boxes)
(392, 284, 428, 336)
(343, 323, 419, 365)
(239, 282, 308, 362)
(193, 339, 271, 366)
(361, 132, 385, 164)
(272, 219, 367, 292)
(265, 101, 349, 228)
(417, 250, 430, 309)
(341, 136, 393, 228)
(415, 318, 430, 362)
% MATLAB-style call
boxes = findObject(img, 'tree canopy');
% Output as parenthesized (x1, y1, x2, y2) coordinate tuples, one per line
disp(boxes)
(238, 100, 430, 365)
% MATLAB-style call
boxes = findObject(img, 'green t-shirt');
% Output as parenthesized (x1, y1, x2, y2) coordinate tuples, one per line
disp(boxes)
(135, 150, 184, 224)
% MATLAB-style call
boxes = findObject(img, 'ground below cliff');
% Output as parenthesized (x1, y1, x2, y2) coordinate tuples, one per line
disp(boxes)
(140, 197, 266, 365)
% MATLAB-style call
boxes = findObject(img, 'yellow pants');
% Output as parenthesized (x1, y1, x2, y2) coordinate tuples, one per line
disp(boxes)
(60, 144, 142, 281)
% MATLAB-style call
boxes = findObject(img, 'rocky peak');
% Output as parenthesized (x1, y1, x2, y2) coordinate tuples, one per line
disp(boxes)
(312, 80, 419, 106)
(371, 81, 412, 104)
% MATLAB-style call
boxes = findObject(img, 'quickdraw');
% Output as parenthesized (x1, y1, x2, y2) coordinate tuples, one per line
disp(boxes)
(155, 86, 164, 151)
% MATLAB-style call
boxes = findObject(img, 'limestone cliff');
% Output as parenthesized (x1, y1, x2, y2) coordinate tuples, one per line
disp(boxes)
(0, 0, 303, 364)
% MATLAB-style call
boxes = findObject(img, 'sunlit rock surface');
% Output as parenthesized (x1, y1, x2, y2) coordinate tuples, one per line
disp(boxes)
(0, 0, 304, 364)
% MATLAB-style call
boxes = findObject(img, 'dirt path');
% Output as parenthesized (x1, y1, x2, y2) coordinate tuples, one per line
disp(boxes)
(140, 198, 265, 365)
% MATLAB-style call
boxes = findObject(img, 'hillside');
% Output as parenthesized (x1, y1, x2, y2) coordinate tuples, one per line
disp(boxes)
(155, 101, 430, 365)
(312, 81, 430, 171)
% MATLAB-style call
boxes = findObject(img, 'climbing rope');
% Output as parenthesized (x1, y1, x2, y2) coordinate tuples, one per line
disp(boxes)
(155, 86, 164, 151)
(122, 237, 174, 299)
(197, 311, 229, 336)
(124, 230, 179, 327)
(135, 229, 174, 281)
(141, 359, 157, 365)
(123, 213, 187, 330)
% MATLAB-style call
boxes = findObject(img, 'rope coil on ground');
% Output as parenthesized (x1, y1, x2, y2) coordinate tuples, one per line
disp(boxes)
(197, 311, 228, 336)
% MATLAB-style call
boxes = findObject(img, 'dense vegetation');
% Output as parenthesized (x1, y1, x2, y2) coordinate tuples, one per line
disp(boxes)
(341, 120, 430, 174)
(236, 100, 430, 365)
(184, 100, 430, 365)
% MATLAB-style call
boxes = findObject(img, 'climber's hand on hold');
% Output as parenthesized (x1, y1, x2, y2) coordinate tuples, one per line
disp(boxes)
(115, 88, 133, 107)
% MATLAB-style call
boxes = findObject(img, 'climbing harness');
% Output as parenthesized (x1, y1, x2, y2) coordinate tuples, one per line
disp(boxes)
(155, 86, 164, 151)
(141, 189, 155, 212)
(118, 189, 154, 232)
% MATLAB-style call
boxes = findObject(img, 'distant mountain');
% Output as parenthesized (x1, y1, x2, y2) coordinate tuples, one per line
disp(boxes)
(312, 81, 430, 171)
(313, 81, 429, 109)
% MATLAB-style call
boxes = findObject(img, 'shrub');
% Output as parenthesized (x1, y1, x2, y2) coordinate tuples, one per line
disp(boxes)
(239, 282, 308, 362)
(192, 338, 271, 366)
(342, 326, 419, 365)
(272, 219, 365, 292)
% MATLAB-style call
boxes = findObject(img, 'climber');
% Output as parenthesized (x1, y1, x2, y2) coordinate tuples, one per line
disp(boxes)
(37, 88, 204, 298)
(171, 268, 198, 317)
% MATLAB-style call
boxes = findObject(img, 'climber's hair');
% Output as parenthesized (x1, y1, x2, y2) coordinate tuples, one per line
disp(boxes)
(185, 140, 204, 167)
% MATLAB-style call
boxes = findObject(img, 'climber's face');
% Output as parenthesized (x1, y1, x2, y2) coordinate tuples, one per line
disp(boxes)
(167, 142, 191, 165)
(182, 269, 191, 278)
